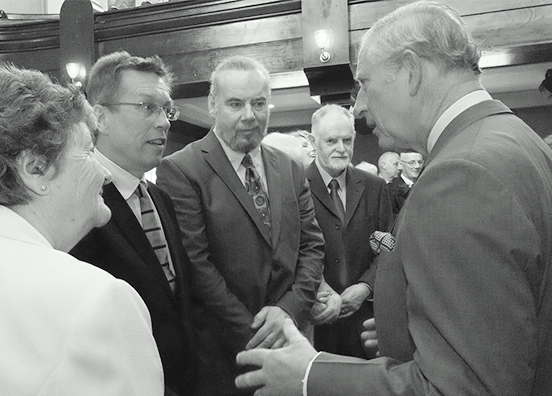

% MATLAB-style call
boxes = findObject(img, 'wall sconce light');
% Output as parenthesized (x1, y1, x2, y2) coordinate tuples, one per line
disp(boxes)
(65, 62, 86, 88)
(539, 68, 552, 99)
(314, 29, 332, 63)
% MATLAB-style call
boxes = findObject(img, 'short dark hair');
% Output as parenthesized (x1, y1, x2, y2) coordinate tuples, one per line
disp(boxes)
(85, 50, 174, 106)
(0, 64, 96, 206)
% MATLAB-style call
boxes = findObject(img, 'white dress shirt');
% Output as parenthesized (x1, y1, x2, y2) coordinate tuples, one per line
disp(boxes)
(214, 128, 270, 195)
(94, 149, 175, 274)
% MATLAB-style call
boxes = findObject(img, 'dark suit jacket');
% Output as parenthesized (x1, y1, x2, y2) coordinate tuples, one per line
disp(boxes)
(388, 174, 411, 215)
(70, 182, 196, 396)
(156, 129, 325, 395)
(307, 100, 552, 395)
(307, 163, 393, 357)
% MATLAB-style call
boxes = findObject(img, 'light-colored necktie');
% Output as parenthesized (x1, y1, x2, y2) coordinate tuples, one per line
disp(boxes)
(242, 154, 272, 235)
(136, 182, 176, 293)
(329, 178, 345, 224)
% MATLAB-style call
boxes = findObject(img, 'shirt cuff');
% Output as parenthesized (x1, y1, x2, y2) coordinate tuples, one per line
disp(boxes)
(302, 351, 322, 396)
(358, 282, 373, 301)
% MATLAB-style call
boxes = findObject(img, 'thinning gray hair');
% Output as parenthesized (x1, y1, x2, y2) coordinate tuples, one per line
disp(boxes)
(360, 1, 481, 75)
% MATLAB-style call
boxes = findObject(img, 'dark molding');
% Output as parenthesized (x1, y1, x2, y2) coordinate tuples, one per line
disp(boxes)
(481, 43, 552, 69)
(95, 0, 301, 42)
(172, 80, 211, 99)
(0, 19, 59, 52)
(304, 63, 355, 96)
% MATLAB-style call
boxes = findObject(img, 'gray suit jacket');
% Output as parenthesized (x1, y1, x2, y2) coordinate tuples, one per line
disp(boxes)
(157, 129, 324, 395)
(308, 100, 552, 395)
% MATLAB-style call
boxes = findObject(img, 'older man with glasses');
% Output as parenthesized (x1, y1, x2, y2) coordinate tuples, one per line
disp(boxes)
(70, 51, 197, 396)
(388, 151, 424, 215)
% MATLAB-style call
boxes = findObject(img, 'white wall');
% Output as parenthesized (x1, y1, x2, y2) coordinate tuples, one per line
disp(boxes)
(0, 0, 45, 14)
(0, 0, 109, 14)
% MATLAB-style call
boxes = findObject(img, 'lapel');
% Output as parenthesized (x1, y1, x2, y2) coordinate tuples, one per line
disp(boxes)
(306, 162, 342, 221)
(103, 183, 176, 302)
(262, 144, 282, 248)
(426, 100, 513, 166)
(201, 130, 272, 247)
(344, 167, 364, 227)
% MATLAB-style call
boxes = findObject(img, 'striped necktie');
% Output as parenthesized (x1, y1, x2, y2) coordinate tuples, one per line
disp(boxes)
(136, 182, 176, 293)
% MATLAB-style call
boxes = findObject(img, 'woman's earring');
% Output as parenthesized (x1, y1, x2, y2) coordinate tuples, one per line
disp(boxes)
(40, 185, 46, 191)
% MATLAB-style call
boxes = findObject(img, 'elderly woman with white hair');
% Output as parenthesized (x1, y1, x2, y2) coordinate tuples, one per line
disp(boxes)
(0, 64, 163, 395)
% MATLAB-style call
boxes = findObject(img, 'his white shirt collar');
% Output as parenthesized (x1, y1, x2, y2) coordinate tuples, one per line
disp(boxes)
(93, 149, 144, 200)
(213, 128, 266, 189)
(427, 90, 493, 153)
(401, 173, 415, 188)
(315, 159, 347, 191)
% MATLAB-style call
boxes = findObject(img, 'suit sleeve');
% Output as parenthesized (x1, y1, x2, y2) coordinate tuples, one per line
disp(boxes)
(157, 156, 256, 355)
(358, 179, 394, 287)
(307, 159, 540, 395)
(39, 279, 164, 396)
(275, 168, 325, 323)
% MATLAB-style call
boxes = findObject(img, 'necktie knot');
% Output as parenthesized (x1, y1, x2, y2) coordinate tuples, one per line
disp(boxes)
(329, 178, 340, 192)
(242, 154, 254, 168)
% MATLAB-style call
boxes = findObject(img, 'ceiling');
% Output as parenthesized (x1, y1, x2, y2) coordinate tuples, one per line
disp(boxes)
(175, 61, 552, 131)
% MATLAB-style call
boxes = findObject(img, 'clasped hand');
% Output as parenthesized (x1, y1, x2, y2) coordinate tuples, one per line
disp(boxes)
(310, 290, 342, 325)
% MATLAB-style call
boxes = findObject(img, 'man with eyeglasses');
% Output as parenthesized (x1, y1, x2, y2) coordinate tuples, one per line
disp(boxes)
(388, 151, 424, 214)
(157, 55, 324, 396)
(70, 51, 196, 396)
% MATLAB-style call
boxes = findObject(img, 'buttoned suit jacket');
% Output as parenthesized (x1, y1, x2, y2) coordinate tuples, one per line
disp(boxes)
(70, 182, 196, 396)
(307, 100, 552, 395)
(306, 164, 393, 357)
(156, 129, 324, 395)
(388, 174, 411, 215)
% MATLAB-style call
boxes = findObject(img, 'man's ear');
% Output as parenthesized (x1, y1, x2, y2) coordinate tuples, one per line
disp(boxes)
(402, 50, 422, 97)
(93, 104, 109, 135)
(208, 93, 217, 118)
(15, 150, 53, 196)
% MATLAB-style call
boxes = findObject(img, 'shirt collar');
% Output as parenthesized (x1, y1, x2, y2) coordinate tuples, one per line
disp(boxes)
(213, 128, 263, 171)
(315, 158, 347, 190)
(401, 173, 415, 188)
(94, 149, 144, 199)
(427, 90, 493, 153)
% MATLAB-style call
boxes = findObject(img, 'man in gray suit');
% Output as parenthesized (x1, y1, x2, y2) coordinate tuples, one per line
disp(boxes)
(235, 2, 552, 395)
(157, 55, 324, 395)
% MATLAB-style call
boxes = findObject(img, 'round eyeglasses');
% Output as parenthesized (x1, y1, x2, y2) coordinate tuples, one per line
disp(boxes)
(100, 102, 181, 121)
(401, 159, 425, 167)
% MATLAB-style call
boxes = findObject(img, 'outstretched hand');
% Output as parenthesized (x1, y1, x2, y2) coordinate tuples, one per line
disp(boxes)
(361, 318, 379, 357)
(246, 306, 291, 350)
(236, 318, 318, 395)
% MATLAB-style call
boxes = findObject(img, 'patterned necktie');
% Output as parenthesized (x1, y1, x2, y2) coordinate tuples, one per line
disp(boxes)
(329, 179, 345, 224)
(242, 154, 272, 235)
(136, 182, 176, 293)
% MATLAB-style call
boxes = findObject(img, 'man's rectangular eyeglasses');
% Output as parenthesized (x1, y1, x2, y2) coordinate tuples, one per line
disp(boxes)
(100, 102, 181, 121)
(401, 160, 425, 167)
